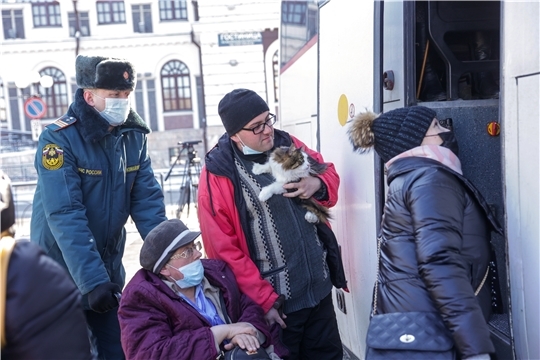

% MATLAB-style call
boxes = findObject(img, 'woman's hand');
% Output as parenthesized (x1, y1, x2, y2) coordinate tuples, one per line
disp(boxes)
(225, 322, 258, 339)
(210, 322, 257, 347)
(223, 333, 261, 352)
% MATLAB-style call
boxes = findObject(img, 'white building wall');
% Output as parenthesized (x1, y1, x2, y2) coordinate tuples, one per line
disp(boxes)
(193, 0, 280, 136)
(1, 0, 280, 162)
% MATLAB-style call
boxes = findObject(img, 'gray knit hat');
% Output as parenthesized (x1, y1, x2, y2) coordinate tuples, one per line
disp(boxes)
(348, 106, 436, 163)
(76, 55, 136, 90)
(218, 89, 269, 135)
(140, 219, 201, 273)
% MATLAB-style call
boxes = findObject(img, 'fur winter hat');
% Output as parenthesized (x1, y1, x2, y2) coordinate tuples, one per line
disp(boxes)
(0, 170, 15, 233)
(348, 106, 436, 163)
(218, 89, 269, 135)
(140, 219, 201, 273)
(76, 55, 136, 90)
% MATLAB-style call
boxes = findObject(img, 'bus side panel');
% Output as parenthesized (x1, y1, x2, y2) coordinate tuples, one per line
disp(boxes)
(319, 1, 376, 358)
(280, 42, 318, 149)
(502, 3, 540, 359)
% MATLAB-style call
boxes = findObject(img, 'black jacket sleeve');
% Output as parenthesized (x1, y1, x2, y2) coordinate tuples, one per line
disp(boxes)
(3, 240, 92, 360)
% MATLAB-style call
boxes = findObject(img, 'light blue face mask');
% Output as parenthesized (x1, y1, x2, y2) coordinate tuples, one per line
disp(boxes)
(237, 135, 263, 155)
(167, 259, 204, 289)
(92, 93, 130, 126)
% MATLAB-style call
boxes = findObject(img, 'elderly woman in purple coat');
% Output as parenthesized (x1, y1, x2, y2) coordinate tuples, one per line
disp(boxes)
(118, 219, 285, 360)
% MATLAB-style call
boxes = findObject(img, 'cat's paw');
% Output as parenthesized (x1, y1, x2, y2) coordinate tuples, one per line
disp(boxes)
(259, 187, 273, 202)
(305, 211, 319, 223)
(252, 163, 265, 175)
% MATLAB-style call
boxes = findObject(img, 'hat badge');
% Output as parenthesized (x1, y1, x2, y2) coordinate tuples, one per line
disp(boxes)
(123, 71, 129, 80)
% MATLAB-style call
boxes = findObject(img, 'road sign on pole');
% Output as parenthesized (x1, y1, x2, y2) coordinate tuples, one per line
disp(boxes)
(31, 119, 42, 141)
(24, 96, 47, 119)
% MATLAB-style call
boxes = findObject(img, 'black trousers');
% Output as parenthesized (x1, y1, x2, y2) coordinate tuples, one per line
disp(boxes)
(282, 292, 343, 360)
(85, 307, 125, 360)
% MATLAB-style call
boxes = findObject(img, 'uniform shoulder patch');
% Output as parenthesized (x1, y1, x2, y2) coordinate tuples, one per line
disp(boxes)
(46, 116, 77, 132)
(42, 144, 64, 170)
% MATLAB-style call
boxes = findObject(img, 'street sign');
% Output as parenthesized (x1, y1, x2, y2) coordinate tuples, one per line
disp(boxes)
(24, 96, 47, 119)
(30, 119, 42, 141)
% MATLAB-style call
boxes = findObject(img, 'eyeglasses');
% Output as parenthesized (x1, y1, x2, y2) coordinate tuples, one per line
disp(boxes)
(169, 241, 202, 260)
(241, 113, 277, 135)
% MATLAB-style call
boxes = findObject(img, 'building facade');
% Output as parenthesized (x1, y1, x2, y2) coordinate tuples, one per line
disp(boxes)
(0, 0, 279, 168)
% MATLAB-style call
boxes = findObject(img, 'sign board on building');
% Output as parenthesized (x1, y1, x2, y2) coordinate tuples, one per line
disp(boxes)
(24, 96, 47, 119)
(218, 32, 262, 46)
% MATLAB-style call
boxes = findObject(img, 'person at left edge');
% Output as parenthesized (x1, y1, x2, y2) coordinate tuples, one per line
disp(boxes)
(30, 54, 167, 359)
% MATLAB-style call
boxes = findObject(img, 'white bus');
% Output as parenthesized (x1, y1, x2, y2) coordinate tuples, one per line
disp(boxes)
(279, 1, 539, 359)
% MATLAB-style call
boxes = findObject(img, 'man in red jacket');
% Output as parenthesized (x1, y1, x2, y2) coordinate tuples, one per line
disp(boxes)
(198, 89, 344, 359)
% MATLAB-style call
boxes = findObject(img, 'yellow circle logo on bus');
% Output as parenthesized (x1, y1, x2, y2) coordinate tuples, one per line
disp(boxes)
(337, 94, 349, 126)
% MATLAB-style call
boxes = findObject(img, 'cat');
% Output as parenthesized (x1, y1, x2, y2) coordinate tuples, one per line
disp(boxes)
(252, 144, 331, 224)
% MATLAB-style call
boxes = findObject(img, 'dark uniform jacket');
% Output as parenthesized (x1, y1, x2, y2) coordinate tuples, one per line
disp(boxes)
(30, 89, 166, 300)
(3, 239, 91, 359)
(376, 157, 502, 359)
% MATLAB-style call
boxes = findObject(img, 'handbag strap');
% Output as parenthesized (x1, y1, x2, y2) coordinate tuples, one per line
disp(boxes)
(0, 236, 16, 348)
(372, 236, 382, 316)
(372, 236, 489, 315)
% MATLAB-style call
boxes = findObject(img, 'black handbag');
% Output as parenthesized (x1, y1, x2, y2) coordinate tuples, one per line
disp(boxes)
(365, 311, 456, 360)
(365, 237, 458, 360)
(222, 346, 271, 360)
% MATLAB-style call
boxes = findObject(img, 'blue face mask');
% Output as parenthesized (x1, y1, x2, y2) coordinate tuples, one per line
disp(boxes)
(237, 135, 263, 155)
(92, 93, 130, 126)
(167, 259, 204, 289)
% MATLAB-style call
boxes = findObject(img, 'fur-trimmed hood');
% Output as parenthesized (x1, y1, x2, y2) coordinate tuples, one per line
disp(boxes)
(68, 88, 150, 143)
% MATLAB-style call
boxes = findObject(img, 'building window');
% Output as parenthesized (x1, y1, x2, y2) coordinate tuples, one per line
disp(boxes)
(159, 0, 187, 21)
(96, 1, 126, 25)
(2, 9, 25, 39)
(132, 4, 152, 33)
(68, 11, 91, 37)
(161, 60, 192, 111)
(282, 2, 306, 25)
(32, 1, 62, 27)
(39, 67, 69, 119)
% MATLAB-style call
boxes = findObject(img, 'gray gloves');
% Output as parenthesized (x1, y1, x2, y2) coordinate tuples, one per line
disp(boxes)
(88, 282, 121, 313)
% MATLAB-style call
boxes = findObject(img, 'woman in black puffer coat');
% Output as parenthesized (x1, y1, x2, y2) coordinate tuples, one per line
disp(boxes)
(349, 106, 502, 360)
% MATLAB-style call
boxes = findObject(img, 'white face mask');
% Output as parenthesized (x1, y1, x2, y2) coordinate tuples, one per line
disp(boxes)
(93, 93, 130, 126)
(237, 134, 263, 155)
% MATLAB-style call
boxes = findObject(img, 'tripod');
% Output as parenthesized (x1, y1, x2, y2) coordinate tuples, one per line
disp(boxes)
(164, 141, 202, 219)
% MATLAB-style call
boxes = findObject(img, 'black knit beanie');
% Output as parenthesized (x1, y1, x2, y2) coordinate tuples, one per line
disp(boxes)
(372, 106, 436, 162)
(218, 89, 269, 135)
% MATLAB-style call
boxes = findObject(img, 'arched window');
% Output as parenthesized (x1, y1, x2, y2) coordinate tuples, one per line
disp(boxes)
(161, 60, 192, 111)
(39, 67, 68, 119)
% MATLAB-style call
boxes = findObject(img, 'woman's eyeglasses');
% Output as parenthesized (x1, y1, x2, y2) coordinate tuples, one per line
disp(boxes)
(169, 241, 202, 260)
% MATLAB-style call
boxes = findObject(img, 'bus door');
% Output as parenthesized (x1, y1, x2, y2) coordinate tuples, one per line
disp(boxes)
(383, 1, 513, 357)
